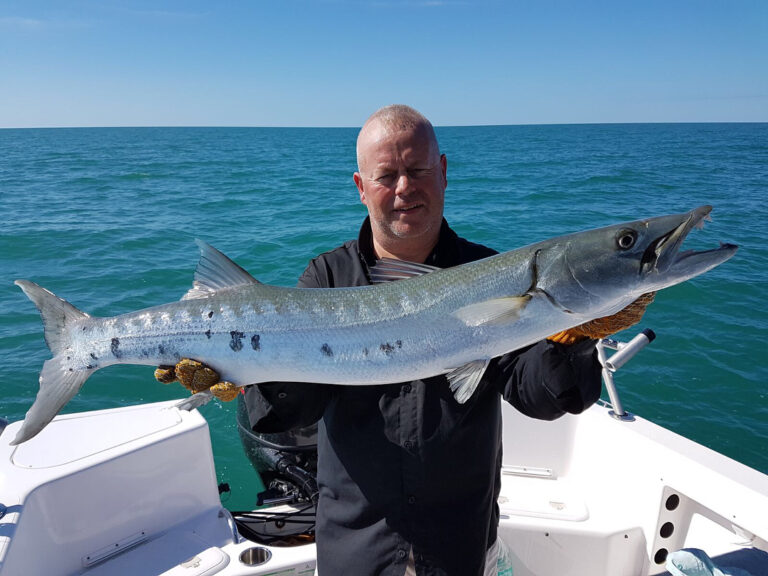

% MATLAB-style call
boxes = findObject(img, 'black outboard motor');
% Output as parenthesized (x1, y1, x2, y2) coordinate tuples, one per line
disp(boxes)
(236, 396, 319, 508)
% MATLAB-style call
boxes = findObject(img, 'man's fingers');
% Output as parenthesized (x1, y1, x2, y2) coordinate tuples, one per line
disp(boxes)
(574, 292, 656, 339)
(175, 358, 221, 393)
(155, 365, 178, 384)
(210, 381, 243, 402)
(155, 359, 238, 402)
(548, 292, 656, 343)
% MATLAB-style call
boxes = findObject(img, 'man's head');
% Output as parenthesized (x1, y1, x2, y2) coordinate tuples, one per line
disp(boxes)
(354, 105, 447, 262)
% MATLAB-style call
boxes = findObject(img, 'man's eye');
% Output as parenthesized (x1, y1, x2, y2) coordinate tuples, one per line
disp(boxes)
(409, 168, 429, 178)
(375, 174, 395, 184)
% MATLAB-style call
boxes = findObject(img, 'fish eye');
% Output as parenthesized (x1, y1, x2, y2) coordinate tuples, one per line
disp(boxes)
(616, 229, 638, 250)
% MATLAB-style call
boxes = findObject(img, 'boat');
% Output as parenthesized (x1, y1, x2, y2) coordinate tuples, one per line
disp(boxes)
(1, 333, 767, 576)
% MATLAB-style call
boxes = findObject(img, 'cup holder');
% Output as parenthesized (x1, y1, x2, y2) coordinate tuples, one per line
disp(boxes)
(240, 546, 272, 566)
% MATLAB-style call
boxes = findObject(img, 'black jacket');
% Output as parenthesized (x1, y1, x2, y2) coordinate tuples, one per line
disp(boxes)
(244, 218, 602, 576)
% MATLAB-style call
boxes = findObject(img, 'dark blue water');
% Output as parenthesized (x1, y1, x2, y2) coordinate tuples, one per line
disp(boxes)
(1, 124, 766, 511)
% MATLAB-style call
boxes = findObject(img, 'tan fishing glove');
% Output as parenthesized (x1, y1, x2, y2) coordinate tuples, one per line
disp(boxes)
(155, 359, 242, 402)
(547, 292, 656, 345)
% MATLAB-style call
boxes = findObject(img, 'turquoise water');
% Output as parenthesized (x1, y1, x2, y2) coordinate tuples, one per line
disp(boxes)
(1, 124, 766, 512)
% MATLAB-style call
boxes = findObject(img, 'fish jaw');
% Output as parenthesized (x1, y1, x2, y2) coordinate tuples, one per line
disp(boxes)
(534, 206, 737, 318)
(640, 205, 738, 289)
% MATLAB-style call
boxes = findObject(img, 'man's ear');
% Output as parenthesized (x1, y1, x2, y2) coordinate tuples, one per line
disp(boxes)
(440, 153, 447, 188)
(353, 172, 367, 206)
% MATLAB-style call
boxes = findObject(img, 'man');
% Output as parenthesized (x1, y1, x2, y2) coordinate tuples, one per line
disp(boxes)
(161, 105, 650, 575)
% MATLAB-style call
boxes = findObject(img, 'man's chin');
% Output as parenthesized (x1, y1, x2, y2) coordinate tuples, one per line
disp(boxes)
(386, 220, 436, 240)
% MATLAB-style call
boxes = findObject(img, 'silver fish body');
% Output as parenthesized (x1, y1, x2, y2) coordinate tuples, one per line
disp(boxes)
(12, 205, 737, 444)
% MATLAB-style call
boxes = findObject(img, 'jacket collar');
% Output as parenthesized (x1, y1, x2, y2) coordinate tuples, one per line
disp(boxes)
(357, 216, 461, 269)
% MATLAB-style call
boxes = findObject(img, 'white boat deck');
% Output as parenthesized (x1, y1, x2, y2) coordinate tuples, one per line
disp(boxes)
(498, 402, 768, 575)
(1, 398, 766, 575)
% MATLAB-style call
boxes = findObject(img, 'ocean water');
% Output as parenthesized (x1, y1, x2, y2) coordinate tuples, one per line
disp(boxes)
(1, 124, 766, 512)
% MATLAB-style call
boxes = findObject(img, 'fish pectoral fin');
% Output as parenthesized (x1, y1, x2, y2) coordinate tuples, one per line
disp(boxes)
(183, 239, 262, 300)
(368, 258, 441, 283)
(446, 359, 490, 404)
(452, 295, 531, 327)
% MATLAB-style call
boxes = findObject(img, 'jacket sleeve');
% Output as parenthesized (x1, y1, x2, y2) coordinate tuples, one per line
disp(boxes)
(242, 261, 335, 433)
(489, 339, 603, 421)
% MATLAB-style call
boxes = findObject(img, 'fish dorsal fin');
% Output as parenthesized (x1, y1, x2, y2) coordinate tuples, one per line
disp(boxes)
(446, 358, 490, 404)
(182, 239, 261, 300)
(452, 295, 531, 327)
(368, 258, 441, 283)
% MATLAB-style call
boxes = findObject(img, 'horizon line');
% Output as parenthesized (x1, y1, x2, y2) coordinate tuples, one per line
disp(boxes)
(1, 120, 767, 130)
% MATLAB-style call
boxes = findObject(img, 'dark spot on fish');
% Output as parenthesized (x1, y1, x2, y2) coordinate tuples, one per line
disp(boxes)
(90, 352, 98, 360)
(111, 337, 122, 358)
(208, 311, 214, 318)
(230, 331, 244, 352)
(251, 334, 261, 351)
(205, 329, 212, 339)
(321, 343, 333, 357)
(158, 344, 166, 355)
(68, 368, 73, 372)
(396, 340, 402, 348)
(86, 364, 95, 370)
(67, 356, 71, 360)
(363, 347, 369, 356)
(380, 342, 396, 356)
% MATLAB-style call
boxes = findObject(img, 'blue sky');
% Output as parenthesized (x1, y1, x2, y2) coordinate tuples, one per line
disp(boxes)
(1, 1, 766, 127)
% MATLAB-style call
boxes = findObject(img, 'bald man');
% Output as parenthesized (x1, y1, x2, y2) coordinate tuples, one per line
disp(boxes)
(240, 105, 609, 576)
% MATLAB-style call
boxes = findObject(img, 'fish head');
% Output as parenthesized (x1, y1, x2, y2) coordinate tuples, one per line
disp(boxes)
(536, 205, 737, 318)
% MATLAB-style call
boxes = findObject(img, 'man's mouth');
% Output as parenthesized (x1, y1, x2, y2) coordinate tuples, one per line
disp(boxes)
(393, 203, 424, 214)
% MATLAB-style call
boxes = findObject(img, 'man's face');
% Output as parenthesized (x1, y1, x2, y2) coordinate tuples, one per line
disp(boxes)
(354, 123, 447, 256)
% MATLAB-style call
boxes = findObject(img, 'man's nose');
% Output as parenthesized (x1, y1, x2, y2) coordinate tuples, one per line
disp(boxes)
(394, 172, 412, 195)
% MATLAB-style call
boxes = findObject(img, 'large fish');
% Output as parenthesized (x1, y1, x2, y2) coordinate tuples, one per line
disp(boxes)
(11, 205, 736, 445)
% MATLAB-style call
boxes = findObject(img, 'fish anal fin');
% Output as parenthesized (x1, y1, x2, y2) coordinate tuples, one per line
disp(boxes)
(174, 390, 214, 411)
(183, 239, 261, 300)
(446, 359, 490, 404)
(452, 295, 531, 327)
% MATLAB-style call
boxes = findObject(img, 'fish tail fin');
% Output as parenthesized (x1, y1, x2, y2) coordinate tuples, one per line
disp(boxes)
(10, 357, 94, 445)
(12, 280, 95, 445)
(15, 280, 90, 354)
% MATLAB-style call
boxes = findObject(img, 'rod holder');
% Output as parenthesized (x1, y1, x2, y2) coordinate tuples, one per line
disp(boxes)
(605, 329, 656, 372)
(597, 328, 656, 421)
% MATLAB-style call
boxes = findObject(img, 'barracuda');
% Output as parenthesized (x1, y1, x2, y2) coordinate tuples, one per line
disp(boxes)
(12, 205, 737, 445)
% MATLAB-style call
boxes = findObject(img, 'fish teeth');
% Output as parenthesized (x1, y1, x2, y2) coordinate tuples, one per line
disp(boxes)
(695, 213, 713, 230)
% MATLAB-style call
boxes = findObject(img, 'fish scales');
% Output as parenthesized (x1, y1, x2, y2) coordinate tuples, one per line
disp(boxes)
(74, 254, 532, 385)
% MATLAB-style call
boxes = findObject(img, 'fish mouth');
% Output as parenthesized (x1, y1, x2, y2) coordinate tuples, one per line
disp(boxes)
(641, 205, 737, 277)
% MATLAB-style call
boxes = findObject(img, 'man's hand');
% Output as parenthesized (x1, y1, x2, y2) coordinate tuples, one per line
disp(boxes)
(548, 292, 656, 345)
(155, 358, 243, 401)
